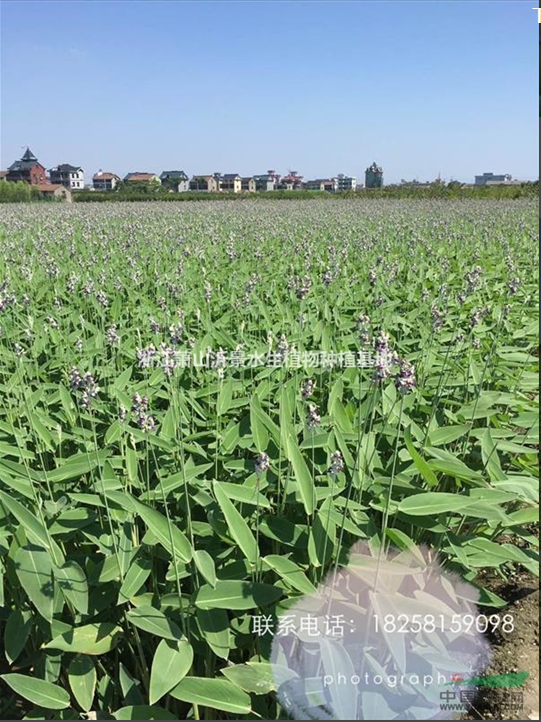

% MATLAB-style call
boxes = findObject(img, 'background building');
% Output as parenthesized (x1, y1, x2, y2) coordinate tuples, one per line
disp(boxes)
(474, 172, 513, 186)
(6, 147, 47, 184)
(365, 161, 383, 188)
(34, 184, 72, 202)
(189, 175, 219, 192)
(93, 170, 120, 191)
(220, 173, 242, 193)
(160, 170, 189, 192)
(49, 163, 85, 189)
(336, 173, 357, 191)
(241, 176, 256, 192)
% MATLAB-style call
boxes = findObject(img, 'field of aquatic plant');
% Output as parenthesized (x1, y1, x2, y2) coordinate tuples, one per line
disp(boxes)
(0, 199, 538, 719)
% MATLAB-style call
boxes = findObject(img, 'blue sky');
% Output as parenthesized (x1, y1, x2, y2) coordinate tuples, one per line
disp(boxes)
(1, 1, 538, 183)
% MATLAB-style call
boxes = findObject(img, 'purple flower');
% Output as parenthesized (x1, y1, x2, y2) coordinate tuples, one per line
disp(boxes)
(395, 359, 416, 395)
(328, 451, 345, 476)
(301, 379, 315, 399)
(255, 452, 270, 475)
(307, 403, 321, 430)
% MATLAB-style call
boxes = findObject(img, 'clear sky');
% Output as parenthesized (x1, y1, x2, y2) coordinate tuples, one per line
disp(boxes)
(1, 0, 538, 184)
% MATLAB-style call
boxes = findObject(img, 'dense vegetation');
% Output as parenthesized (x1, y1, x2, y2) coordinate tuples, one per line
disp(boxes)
(0, 200, 538, 719)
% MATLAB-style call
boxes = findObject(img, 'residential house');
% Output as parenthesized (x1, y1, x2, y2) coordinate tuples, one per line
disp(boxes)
(220, 174, 242, 193)
(189, 175, 220, 192)
(241, 177, 256, 192)
(160, 170, 189, 192)
(254, 170, 280, 192)
(365, 162, 383, 188)
(305, 178, 338, 192)
(6, 147, 47, 184)
(0, 172, 7, 181)
(279, 171, 304, 190)
(124, 172, 160, 184)
(49, 164, 85, 190)
(93, 170, 120, 191)
(35, 184, 72, 202)
(336, 174, 357, 192)
(474, 172, 513, 186)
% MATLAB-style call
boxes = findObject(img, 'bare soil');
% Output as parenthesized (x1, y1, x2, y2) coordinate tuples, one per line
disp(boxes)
(463, 570, 539, 721)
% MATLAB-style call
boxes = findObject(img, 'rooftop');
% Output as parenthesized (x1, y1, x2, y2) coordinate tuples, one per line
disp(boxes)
(50, 164, 83, 172)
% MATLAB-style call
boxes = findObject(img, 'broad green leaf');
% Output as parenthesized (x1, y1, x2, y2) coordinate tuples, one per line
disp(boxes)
(213, 482, 258, 564)
(250, 395, 269, 452)
(149, 639, 194, 704)
(193, 549, 217, 587)
(118, 556, 152, 603)
(404, 426, 438, 488)
(113, 706, 177, 720)
(4, 610, 32, 664)
(54, 560, 88, 614)
(385, 528, 425, 564)
(170, 677, 252, 715)
(428, 424, 470, 446)
(0, 491, 50, 550)
(262, 555, 317, 594)
(126, 605, 182, 641)
(136, 502, 192, 563)
(196, 580, 282, 610)
(46, 622, 123, 655)
(214, 481, 271, 508)
(221, 662, 278, 694)
(1, 673, 70, 710)
(67, 655, 96, 712)
(308, 500, 336, 568)
(481, 428, 505, 482)
(217, 379, 233, 416)
(15, 545, 54, 621)
(47, 454, 100, 483)
(285, 432, 316, 515)
(196, 608, 231, 660)
(398, 492, 478, 516)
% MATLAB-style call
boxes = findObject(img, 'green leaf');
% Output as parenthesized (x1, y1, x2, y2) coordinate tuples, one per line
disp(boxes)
(118, 557, 152, 603)
(136, 502, 192, 563)
(262, 555, 317, 594)
(126, 447, 139, 483)
(213, 482, 258, 565)
(385, 529, 425, 564)
(15, 545, 54, 621)
(113, 706, 177, 720)
(428, 424, 470, 446)
(250, 396, 269, 452)
(170, 677, 252, 715)
(193, 550, 217, 588)
(126, 605, 182, 641)
(196, 608, 231, 660)
(214, 481, 271, 508)
(149, 639, 194, 704)
(67, 655, 96, 712)
(0, 491, 50, 550)
(221, 662, 278, 694)
(196, 580, 282, 610)
(404, 426, 438, 488)
(398, 492, 477, 516)
(47, 454, 100, 483)
(307, 499, 336, 567)
(4, 610, 33, 664)
(27, 410, 55, 452)
(286, 431, 316, 515)
(53, 560, 88, 614)
(481, 428, 505, 482)
(46, 622, 123, 655)
(1, 673, 70, 710)
(217, 379, 233, 416)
